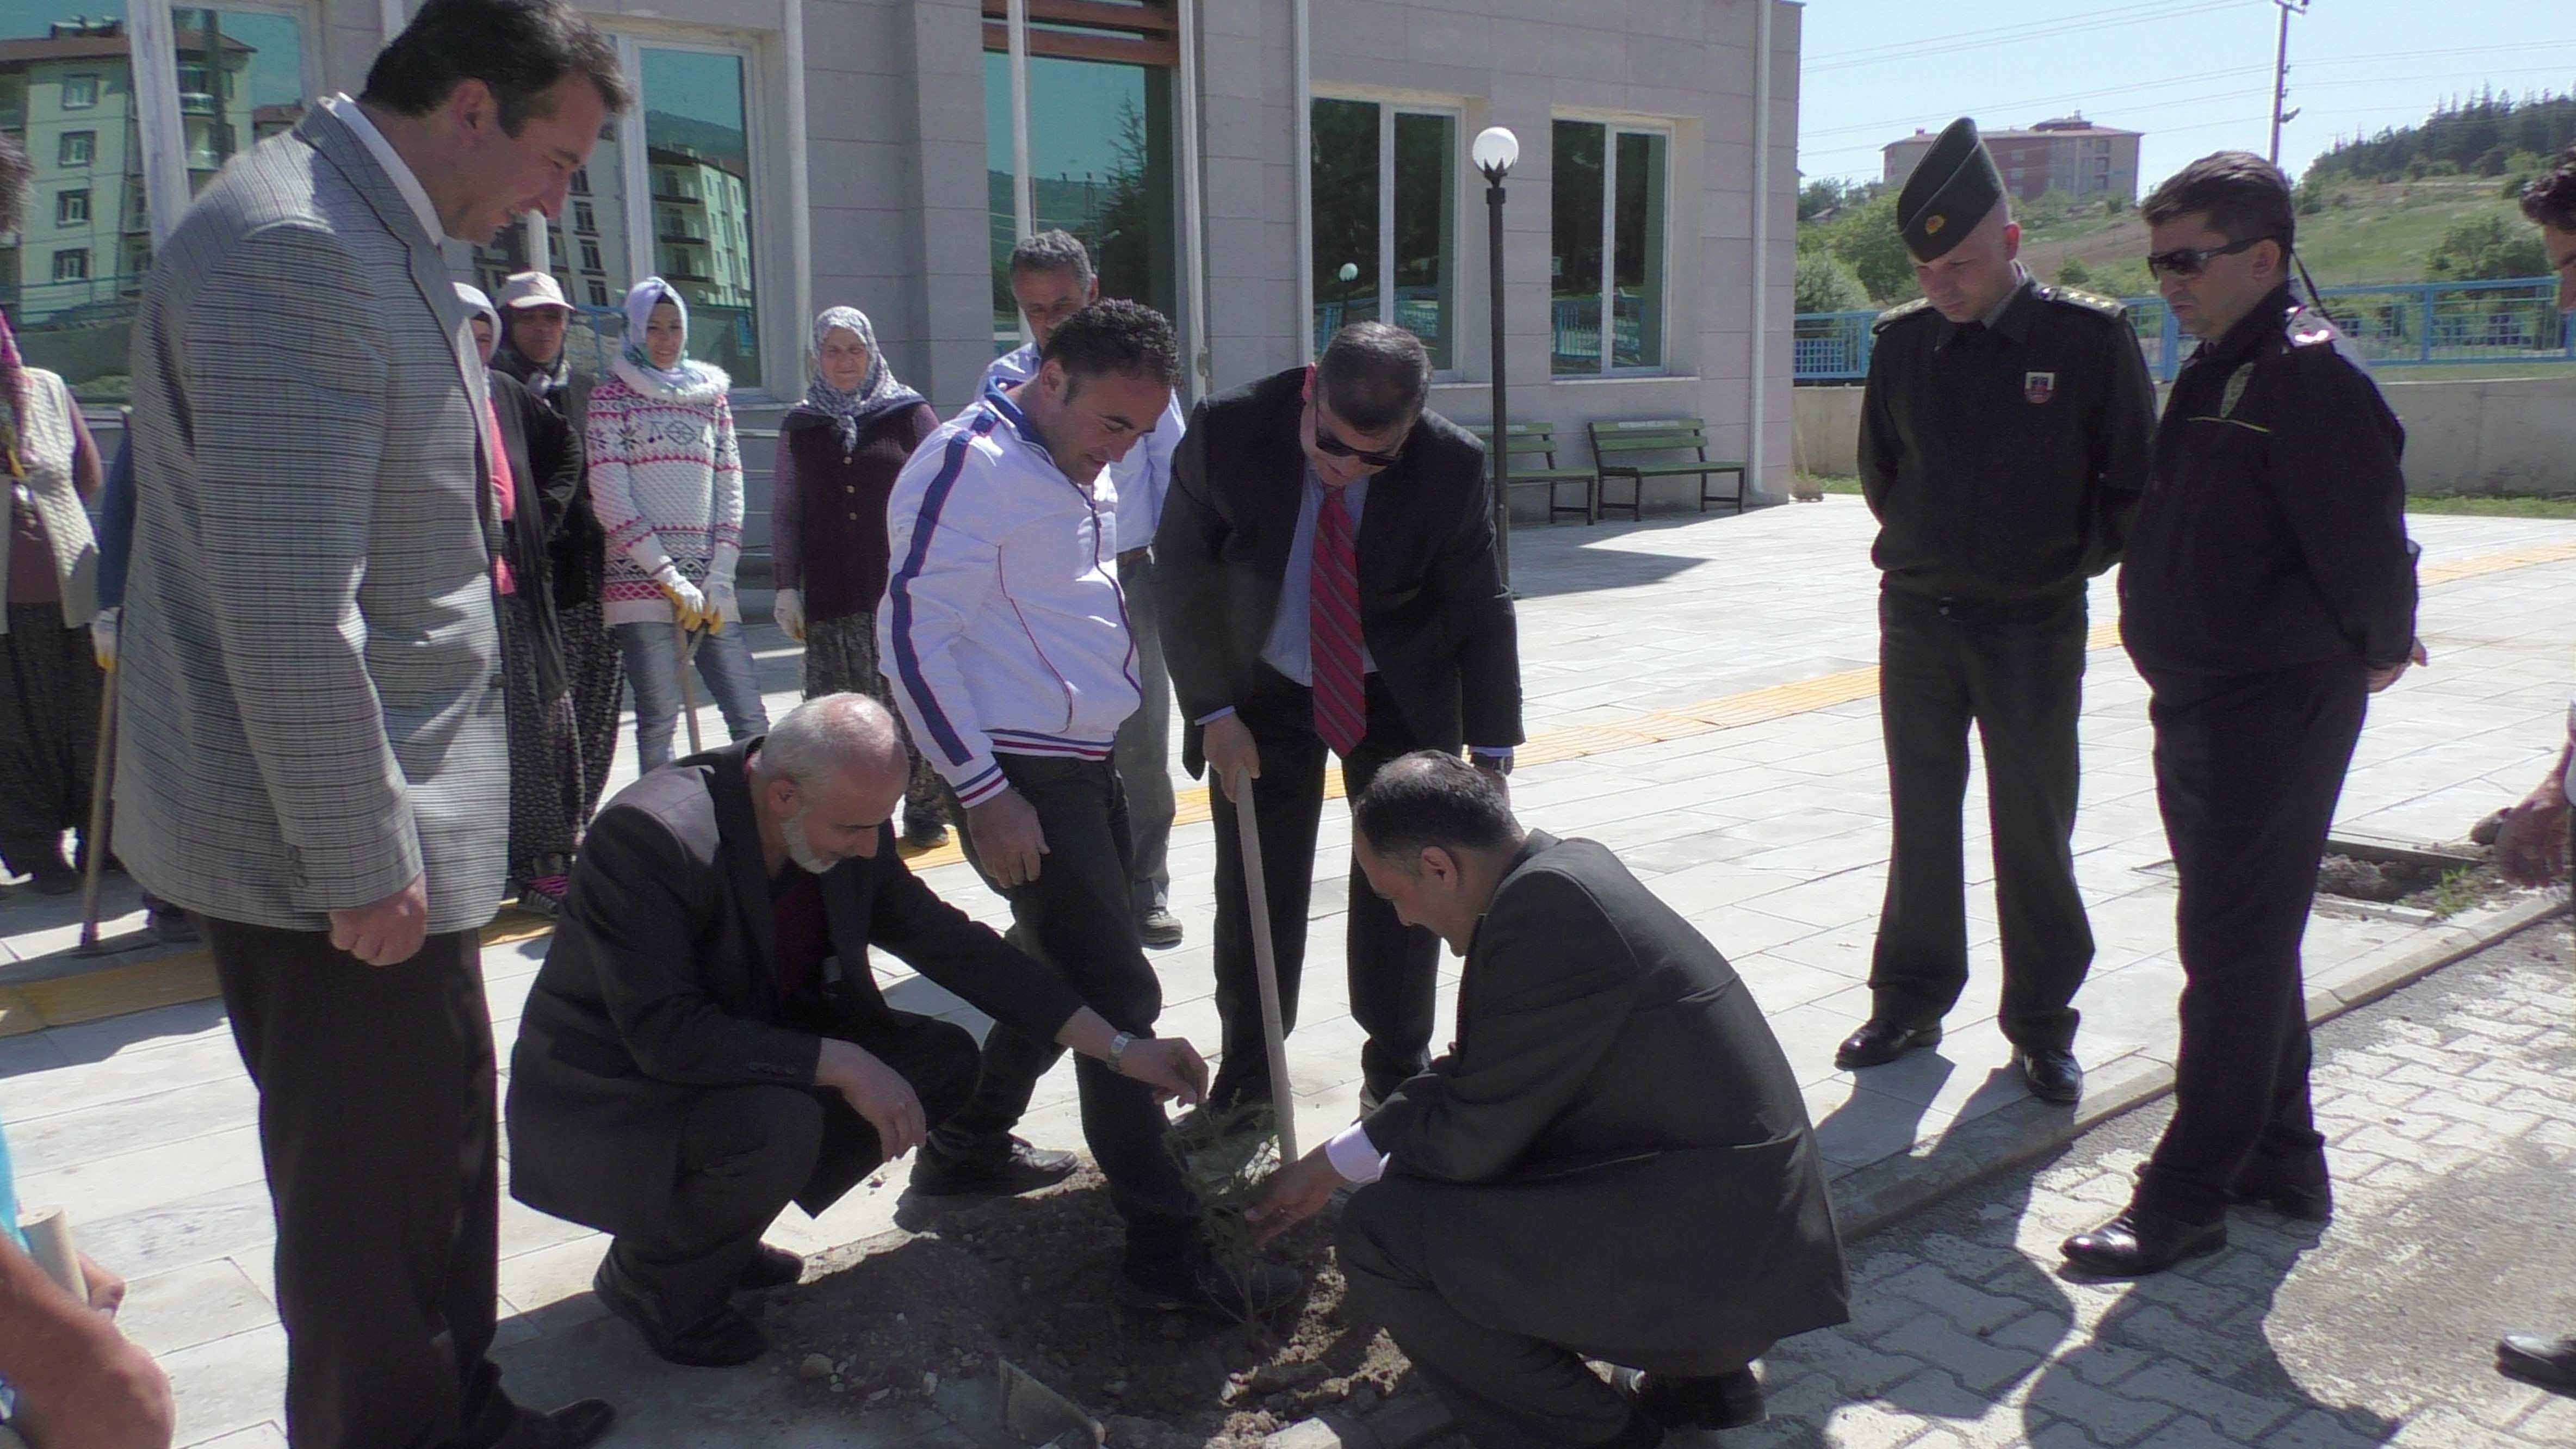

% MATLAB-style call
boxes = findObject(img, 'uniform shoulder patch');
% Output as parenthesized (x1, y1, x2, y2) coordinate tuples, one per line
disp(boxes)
(2034, 284, 2127, 321)
(1872, 297, 1936, 335)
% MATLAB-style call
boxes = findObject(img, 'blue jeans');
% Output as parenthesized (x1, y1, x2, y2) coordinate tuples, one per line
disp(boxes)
(614, 620, 771, 773)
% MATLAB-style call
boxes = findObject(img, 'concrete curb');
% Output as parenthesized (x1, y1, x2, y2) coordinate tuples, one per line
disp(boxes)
(1259, 891, 2569, 1449)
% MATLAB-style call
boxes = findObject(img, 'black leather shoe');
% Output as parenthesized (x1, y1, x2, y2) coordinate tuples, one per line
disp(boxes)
(592, 1255, 770, 1367)
(2498, 1333, 2576, 1395)
(2230, 1154, 2333, 1223)
(2060, 1209, 2226, 1277)
(907, 1136, 1079, 1197)
(1611, 1364, 1766, 1430)
(1120, 1247, 1303, 1320)
(1835, 1018, 1942, 1069)
(736, 1242, 804, 1291)
(2015, 1046, 2083, 1104)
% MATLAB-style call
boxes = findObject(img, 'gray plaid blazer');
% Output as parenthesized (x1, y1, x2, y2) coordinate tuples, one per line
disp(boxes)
(116, 105, 507, 935)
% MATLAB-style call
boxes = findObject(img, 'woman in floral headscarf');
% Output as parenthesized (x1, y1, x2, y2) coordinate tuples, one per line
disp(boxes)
(770, 306, 947, 846)
(585, 277, 770, 773)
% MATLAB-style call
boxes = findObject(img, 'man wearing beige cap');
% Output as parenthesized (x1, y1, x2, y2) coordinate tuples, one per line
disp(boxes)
(494, 269, 623, 863)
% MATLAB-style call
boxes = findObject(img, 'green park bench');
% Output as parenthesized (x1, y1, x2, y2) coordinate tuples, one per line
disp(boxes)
(1470, 422, 1599, 525)
(1586, 417, 1748, 521)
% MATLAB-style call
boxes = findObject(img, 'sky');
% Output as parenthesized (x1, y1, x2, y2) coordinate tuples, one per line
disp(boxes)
(1797, 0, 2576, 189)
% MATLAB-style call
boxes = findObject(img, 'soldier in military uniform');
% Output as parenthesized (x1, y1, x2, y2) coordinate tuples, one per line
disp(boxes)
(1840, 117, 2156, 1106)
(2063, 152, 2422, 1278)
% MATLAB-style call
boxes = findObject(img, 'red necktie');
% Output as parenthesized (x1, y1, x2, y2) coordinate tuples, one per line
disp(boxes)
(1311, 485, 1365, 757)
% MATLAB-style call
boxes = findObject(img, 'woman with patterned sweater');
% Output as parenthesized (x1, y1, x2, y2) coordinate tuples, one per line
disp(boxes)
(586, 277, 771, 772)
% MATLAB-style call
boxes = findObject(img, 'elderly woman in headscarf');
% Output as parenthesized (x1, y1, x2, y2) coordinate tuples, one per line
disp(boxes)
(585, 277, 769, 774)
(0, 134, 106, 895)
(770, 307, 948, 846)
(462, 283, 587, 916)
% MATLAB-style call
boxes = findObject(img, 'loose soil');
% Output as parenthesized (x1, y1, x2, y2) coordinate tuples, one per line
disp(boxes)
(760, 1168, 1423, 1449)
(2314, 837, 2519, 918)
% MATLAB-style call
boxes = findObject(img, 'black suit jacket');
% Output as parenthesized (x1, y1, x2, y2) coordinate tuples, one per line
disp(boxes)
(489, 369, 577, 700)
(1364, 833, 1849, 1372)
(1153, 368, 1522, 774)
(505, 739, 1085, 1236)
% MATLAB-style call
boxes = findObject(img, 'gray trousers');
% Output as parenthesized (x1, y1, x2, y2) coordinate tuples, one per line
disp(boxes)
(1114, 546, 1176, 915)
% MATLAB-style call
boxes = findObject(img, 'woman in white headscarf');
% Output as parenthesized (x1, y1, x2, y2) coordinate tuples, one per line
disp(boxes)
(584, 277, 769, 772)
(770, 307, 948, 844)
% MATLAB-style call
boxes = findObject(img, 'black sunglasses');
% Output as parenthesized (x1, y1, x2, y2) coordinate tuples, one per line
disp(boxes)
(1310, 405, 1406, 469)
(2146, 235, 2275, 280)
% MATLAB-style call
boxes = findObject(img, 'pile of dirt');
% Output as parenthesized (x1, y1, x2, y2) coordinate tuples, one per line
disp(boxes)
(2314, 839, 2517, 918)
(763, 1169, 1421, 1448)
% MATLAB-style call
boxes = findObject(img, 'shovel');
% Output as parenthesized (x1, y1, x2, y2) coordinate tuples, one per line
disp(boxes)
(1229, 769, 1299, 1161)
(75, 662, 116, 955)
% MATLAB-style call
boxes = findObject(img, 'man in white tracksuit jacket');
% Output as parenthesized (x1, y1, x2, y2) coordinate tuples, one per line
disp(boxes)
(880, 300, 1296, 1319)
(984, 230, 1189, 950)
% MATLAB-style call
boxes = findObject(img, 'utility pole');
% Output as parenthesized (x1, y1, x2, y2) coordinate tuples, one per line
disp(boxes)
(2269, 0, 2310, 166)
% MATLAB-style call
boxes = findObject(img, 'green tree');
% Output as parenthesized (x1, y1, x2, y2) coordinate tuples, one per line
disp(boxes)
(1794, 250, 1871, 313)
(1822, 193, 1917, 304)
(2054, 257, 2092, 287)
(2427, 213, 2550, 280)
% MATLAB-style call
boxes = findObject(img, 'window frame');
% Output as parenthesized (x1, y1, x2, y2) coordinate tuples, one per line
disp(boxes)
(1551, 112, 1677, 379)
(61, 72, 100, 109)
(1308, 88, 1466, 380)
(58, 131, 96, 168)
(55, 189, 91, 226)
(52, 248, 90, 283)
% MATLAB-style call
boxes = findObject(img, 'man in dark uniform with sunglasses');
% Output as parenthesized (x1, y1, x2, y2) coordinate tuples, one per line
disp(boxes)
(1842, 117, 2157, 1105)
(2063, 152, 2422, 1277)
(1154, 321, 1523, 1115)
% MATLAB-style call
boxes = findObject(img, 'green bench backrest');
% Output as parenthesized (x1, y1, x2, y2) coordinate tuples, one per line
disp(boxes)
(1589, 418, 1709, 456)
(1468, 423, 1563, 462)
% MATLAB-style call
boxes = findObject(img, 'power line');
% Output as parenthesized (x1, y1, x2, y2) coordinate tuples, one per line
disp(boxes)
(1808, 0, 2244, 73)
(1805, 0, 2205, 67)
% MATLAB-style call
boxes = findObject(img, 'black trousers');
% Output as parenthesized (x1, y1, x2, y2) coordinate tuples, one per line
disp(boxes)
(611, 1011, 980, 1326)
(1340, 1179, 1662, 1449)
(2135, 658, 2368, 1221)
(934, 753, 1199, 1255)
(208, 918, 521, 1449)
(1871, 586, 2093, 1051)
(1208, 665, 1444, 1105)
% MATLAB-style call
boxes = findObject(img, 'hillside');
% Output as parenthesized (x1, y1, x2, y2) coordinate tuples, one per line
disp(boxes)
(2015, 175, 2534, 296)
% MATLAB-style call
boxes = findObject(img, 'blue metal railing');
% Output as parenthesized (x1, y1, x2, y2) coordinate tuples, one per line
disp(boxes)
(1794, 276, 2575, 383)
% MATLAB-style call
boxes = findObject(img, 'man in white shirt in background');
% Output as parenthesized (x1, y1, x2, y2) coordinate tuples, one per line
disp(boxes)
(985, 230, 1188, 949)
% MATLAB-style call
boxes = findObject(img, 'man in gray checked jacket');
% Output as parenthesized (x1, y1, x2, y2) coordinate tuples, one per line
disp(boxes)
(114, 4, 627, 1446)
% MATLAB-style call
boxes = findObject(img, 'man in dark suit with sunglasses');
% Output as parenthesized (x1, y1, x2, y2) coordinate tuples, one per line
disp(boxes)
(2063, 152, 2421, 1277)
(1154, 322, 1523, 1115)
(1844, 116, 2157, 1106)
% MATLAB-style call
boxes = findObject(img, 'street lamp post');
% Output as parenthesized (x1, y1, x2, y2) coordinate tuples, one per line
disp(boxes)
(1473, 125, 1519, 587)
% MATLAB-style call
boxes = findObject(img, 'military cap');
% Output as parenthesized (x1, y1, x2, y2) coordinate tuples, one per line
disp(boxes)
(1897, 117, 2004, 261)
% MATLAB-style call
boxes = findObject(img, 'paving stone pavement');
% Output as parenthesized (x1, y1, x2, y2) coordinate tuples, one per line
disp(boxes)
(1, 498, 2571, 1445)
(1600, 917, 2576, 1449)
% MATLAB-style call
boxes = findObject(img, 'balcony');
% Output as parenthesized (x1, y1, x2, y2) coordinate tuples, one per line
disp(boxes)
(178, 92, 216, 116)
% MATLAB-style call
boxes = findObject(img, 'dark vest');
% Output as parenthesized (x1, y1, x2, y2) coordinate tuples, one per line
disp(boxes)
(783, 403, 936, 621)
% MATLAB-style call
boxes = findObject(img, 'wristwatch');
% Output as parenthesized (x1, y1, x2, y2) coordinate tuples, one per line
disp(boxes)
(1107, 1031, 1136, 1074)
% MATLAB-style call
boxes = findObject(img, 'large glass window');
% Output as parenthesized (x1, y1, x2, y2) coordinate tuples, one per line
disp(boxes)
(642, 48, 757, 386)
(3, 4, 140, 401)
(983, 4, 1181, 358)
(1308, 97, 1454, 367)
(0, 2, 314, 400)
(174, 8, 308, 197)
(1551, 119, 1669, 376)
(474, 42, 754, 388)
